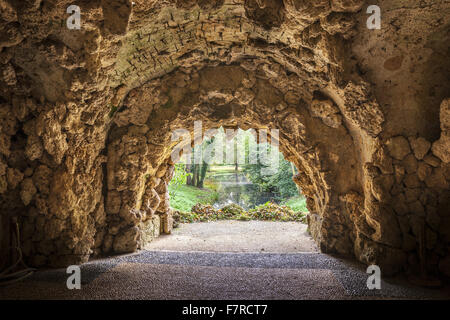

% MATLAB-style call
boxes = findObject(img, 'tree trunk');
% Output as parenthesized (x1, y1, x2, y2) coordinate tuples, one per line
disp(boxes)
(186, 163, 192, 185)
(290, 162, 302, 194)
(198, 162, 208, 188)
(192, 164, 198, 187)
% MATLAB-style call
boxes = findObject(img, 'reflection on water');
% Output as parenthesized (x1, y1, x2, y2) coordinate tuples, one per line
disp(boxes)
(209, 171, 278, 210)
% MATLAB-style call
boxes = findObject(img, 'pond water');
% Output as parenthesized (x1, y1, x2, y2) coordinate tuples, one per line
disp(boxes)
(207, 171, 279, 210)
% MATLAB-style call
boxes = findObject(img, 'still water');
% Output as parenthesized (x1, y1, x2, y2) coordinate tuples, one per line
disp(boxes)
(208, 171, 278, 210)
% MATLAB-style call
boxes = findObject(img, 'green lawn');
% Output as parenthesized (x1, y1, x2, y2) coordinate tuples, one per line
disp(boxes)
(283, 196, 308, 213)
(168, 184, 219, 212)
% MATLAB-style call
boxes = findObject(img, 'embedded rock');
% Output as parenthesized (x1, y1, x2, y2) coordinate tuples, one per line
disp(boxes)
(409, 137, 431, 160)
(432, 134, 450, 163)
(386, 136, 411, 161)
(113, 226, 140, 253)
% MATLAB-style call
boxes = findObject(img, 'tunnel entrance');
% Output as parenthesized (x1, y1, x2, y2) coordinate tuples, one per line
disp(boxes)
(159, 125, 313, 254)
(168, 126, 308, 219)
(7, 59, 447, 280)
(100, 64, 370, 271)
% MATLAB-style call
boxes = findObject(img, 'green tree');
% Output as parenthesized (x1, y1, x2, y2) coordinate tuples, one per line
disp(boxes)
(243, 150, 299, 202)
(169, 163, 191, 198)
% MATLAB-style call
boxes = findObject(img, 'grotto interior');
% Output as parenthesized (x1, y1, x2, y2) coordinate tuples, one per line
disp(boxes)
(0, 0, 449, 281)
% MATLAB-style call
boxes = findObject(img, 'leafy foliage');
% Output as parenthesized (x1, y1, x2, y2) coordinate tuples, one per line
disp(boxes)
(169, 163, 191, 198)
(247, 201, 306, 222)
(173, 201, 307, 224)
(169, 127, 309, 215)
(243, 153, 299, 202)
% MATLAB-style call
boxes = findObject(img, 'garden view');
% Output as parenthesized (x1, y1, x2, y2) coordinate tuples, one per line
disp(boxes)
(168, 128, 308, 225)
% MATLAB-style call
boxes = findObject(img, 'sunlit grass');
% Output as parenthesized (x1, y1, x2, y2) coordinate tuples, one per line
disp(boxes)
(168, 184, 218, 212)
(283, 196, 308, 213)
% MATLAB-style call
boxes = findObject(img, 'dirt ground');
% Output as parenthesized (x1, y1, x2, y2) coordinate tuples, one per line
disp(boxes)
(145, 221, 318, 253)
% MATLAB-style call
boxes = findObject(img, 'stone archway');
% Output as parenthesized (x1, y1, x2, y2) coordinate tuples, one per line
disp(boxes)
(101, 59, 409, 275)
(103, 63, 364, 256)
(0, 0, 449, 277)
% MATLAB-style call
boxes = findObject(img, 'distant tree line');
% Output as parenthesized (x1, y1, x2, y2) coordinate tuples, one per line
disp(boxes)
(180, 129, 300, 202)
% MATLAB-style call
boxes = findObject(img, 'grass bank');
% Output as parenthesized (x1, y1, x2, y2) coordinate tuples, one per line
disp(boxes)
(282, 196, 308, 212)
(168, 184, 219, 212)
(174, 202, 307, 225)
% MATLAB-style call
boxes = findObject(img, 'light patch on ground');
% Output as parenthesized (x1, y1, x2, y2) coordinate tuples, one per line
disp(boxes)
(145, 221, 318, 253)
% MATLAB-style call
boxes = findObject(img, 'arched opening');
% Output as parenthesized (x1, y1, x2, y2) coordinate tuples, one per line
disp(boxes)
(168, 126, 308, 213)
(147, 125, 314, 254)
(100, 64, 371, 268)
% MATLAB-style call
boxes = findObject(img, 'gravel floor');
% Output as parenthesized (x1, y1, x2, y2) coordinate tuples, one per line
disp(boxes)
(1, 221, 449, 300)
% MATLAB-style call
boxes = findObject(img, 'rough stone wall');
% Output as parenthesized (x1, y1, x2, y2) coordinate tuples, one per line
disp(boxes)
(0, 0, 449, 277)
(349, 0, 450, 276)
